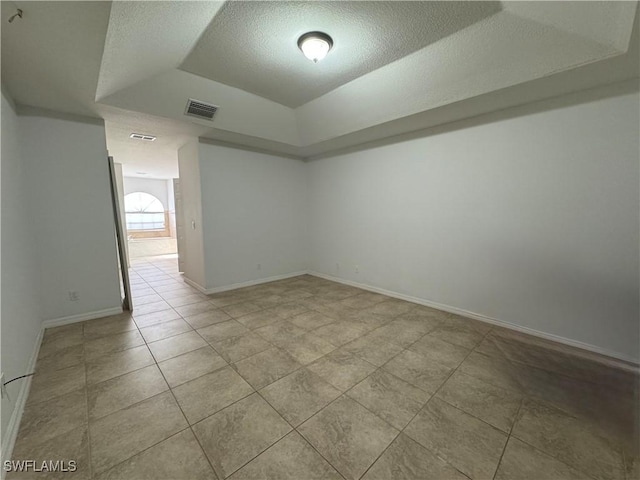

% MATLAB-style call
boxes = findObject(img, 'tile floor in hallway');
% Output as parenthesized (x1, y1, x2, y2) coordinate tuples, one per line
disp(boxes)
(9, 254, 639, 480)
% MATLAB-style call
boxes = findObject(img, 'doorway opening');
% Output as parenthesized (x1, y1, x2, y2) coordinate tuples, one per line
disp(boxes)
(123, 182, 178, 259)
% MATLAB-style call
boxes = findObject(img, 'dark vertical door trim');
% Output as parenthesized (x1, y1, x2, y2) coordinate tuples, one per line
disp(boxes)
(107, 156, 133, 311)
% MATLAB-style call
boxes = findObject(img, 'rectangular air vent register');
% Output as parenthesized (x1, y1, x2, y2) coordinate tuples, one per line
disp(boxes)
(185, 99, 218, 120)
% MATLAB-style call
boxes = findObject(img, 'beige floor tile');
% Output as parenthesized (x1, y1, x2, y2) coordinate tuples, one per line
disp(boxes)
(222, 301, 263, 318)
(251, 295, 287, 310)
(342, 334, 403, 367)
(209, 294, 244, 308)
(512, 400, 625, 480)
(495, 437, 586, 480)
(268, 302, 309, 320)
(382, 350, 453, 394)
(87, 365, 168, 420)
(38, 326, 83, 359)
(158, 346, 227, 387)
(260, 368, 341, 426)
(42, 323, 82, 343)
(347, 370, 430, 430)
(131, 300, 172, 317)
(253, 320, 306, 345)
(404, 398, 507, 479)
(133, 309, 181, 328)
(35, 344, 84, 373)
(172, 365, 254, 424)
(213, 333, 273, 363)
(331, 292, 388, 310)
(235, 310, 281, 330)
(86, 345, 155, 385)
(361, 299, 417, 317)
(84, 330, 145, 361)
(153, 283, 192, 294)
(165, 293, 208, 308)
(278, 332, 335, 364)
(9, 426, 90, 480)
(174, 301, 217, 317)
(90, 391, 187, 474)
(16, 389, 87, 450)
(148, 330, 207, 362)
(363, 433, 467, 480)
(408, 334, 470, 369)
(457, 351, 526, 393)
(279, 288, 313, 302)
(307, 350, 376, 392)
(428, 314, 490, 349)
(436, 371, 522, 432)
(198, 320, 250, 343)
(83, 315, 137, 341)
(183, 309, 232, 329)
(26, 363, 86, 406)
(233, 347, 302, 389)
(347, 310, 393, 330)
(367, 322, 426, 348)
(94, 429, 214, 480)
(229, 431, 342, 480)
(312, 320, 370, 347)
(298, 395, 399, 480)
(139, 318, 192, 343)
(625, 455, 640, 480)
(288, 311, 336, 331)
(193, 393, 292, 479)
(131, 293, 164, 306)
(15, 262, 634, 480)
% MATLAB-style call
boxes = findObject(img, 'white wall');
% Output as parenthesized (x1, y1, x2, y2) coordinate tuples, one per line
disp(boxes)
(19, 110, 122, 321)
(123, 176, 170, 209)
(198, 142, 308, 290)
(177, 140, 206, 288)
(1, 90, 42, 454)
(307, 85, 639, 361)
(166, 178, 176, 238)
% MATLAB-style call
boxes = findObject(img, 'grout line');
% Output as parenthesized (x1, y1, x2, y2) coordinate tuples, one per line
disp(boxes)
(31, 258, 633, 480)
(134, 292, 223, 480)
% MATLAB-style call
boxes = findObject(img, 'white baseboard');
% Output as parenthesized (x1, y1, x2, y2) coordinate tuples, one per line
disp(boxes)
(182, 277, 209, 294)
(1, 306, 124, 476)
(1, 327, 43, 479)
(184, 271, 309, 295)
(308, 271, 639, 371)
(42, 307, 123, 329)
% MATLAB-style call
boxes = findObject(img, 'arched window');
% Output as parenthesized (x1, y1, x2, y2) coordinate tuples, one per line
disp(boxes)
(125, 192, 165, 230)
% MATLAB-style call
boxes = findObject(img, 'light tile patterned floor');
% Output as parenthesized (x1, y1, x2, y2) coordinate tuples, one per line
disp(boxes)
(8, 255, 639, 479)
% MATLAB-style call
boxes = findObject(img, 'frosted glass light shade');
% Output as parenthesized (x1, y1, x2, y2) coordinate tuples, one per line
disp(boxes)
(298, 32, 333, 63)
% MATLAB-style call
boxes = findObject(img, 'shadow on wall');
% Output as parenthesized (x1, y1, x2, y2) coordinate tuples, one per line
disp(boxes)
(307, 78, 640, 161)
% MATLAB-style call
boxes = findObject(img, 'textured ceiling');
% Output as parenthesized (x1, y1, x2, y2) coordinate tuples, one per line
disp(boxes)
(1, 1, 111, 117)
(179, 1, 502, 107)
(1, 1, 638, 175)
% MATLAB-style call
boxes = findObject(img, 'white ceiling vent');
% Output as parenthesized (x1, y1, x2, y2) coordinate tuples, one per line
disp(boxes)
(185, 98, 218, 120)
(130, 133, 156, 141)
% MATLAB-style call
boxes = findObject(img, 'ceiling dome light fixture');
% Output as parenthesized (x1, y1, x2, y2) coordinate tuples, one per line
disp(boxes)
(298, 31, 333, 63)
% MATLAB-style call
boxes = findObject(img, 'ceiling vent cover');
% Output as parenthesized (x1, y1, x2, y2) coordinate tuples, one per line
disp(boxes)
(185, 99, 218, 120)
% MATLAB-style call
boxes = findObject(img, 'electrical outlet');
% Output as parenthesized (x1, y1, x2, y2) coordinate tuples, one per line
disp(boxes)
(0, 373, 6, 400)
(354, 265, 360, 274)
(336, 263, 340, 272)
(68, 291, 79, 301)
(257, 263, 262, 271)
